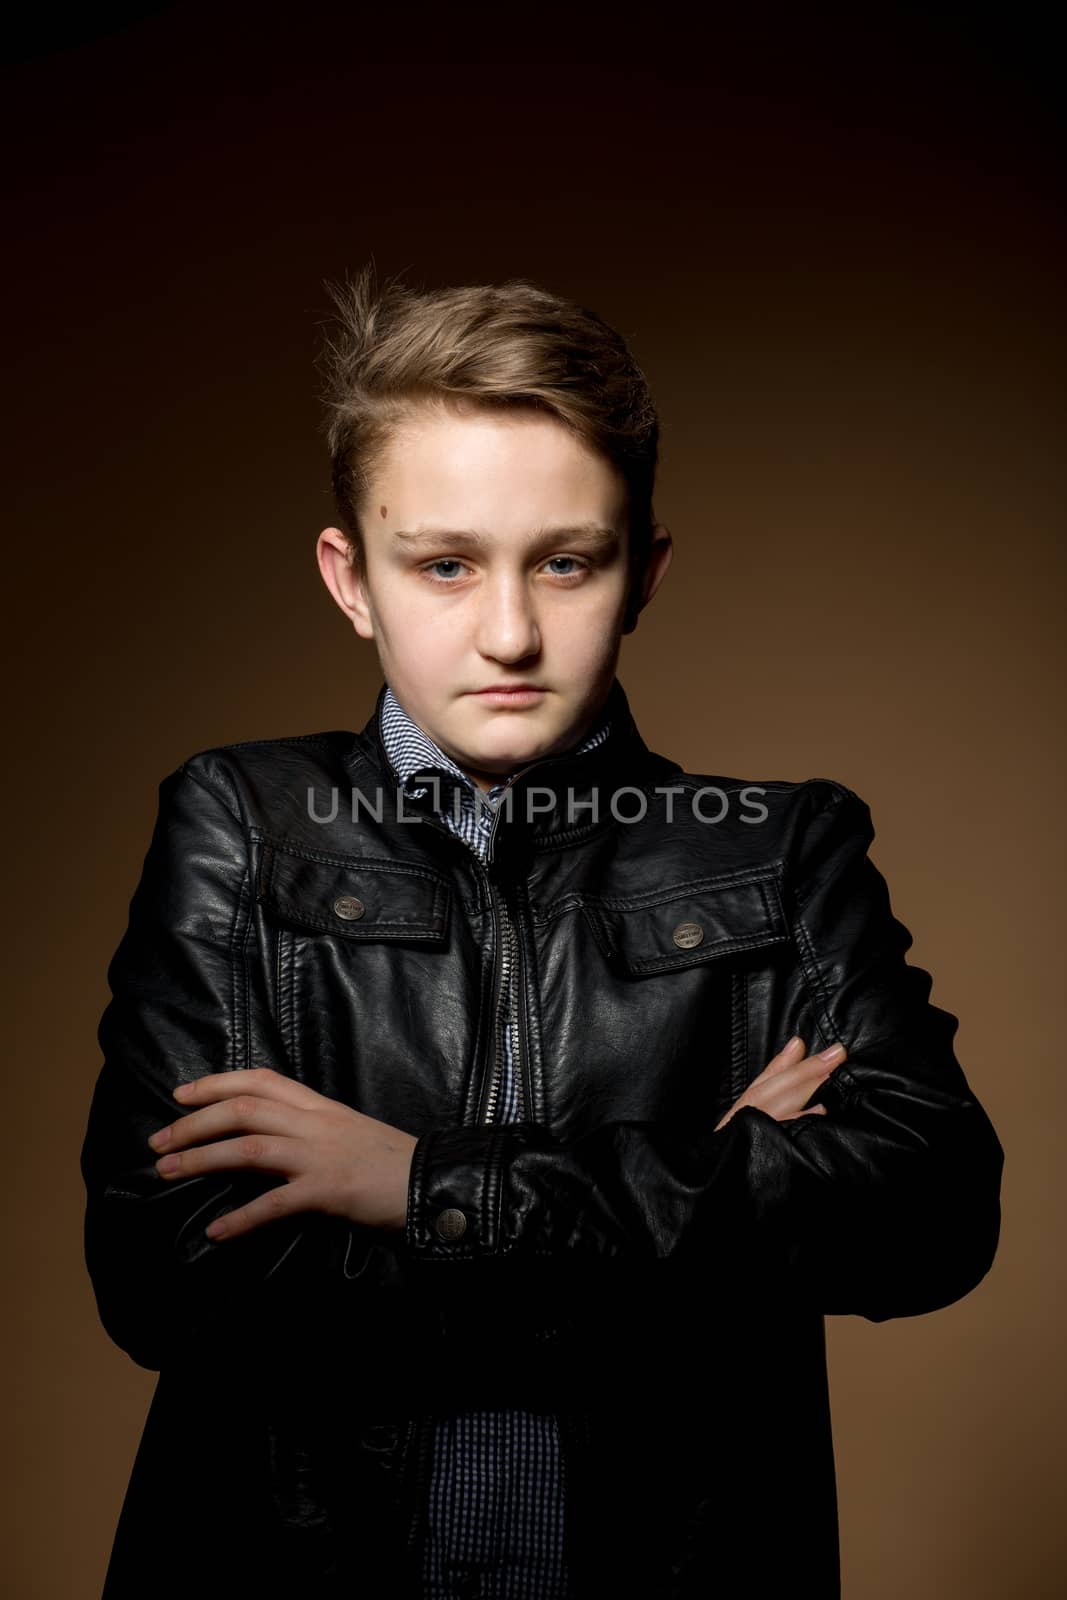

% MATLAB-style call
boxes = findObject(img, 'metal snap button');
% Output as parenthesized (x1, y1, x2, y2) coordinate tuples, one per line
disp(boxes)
(434, 1207, 468, 1241)
(672, 920, 704, 949)
(333, 895, 365, 921)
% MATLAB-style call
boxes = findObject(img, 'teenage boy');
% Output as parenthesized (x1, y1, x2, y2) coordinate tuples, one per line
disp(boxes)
(81, 268, 1004, 1600)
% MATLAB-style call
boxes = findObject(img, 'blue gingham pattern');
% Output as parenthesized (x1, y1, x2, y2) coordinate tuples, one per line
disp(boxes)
(378, 685, 611, 1599)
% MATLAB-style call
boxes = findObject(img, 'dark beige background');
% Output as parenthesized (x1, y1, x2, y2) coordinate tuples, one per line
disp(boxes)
(3, 4, 1061, 1595)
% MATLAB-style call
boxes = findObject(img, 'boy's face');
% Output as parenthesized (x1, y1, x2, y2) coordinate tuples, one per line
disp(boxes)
(317, 404, 672, 793)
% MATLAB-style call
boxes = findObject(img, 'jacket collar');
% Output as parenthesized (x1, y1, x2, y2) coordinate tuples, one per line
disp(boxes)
(347, 676, 679, 865)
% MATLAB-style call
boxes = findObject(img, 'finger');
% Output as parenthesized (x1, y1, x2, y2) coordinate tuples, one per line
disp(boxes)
(154, 1132, 301, 1182)
(149, 1095, 312, 1155)
(172, 1066, 319, 1110)
(741, 1059, 840, 1121)
(764, 1035, 807, 1075)
(748, 1035, 807, 1088)
(774, 1047, 847, 1094)
(804, 1043, 846, 1068)
(204, 1179, 308, 1240)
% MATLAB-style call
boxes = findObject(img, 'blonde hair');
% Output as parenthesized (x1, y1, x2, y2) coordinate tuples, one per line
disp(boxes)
(314, 263, 660, 625)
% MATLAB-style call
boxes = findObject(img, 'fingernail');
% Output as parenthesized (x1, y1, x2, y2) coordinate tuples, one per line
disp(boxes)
(173, 1083, 193, 1099)
(819, 1043, 845, 1061)
(156, 1154, 180, 1174)
(785, 1034, 802, 1051)
(148, 1127, 171, 1149)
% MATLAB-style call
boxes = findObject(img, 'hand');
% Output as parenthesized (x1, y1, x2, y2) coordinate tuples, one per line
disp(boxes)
(714, 1036, 847, 1133)
(146, 1067, 419, 1239)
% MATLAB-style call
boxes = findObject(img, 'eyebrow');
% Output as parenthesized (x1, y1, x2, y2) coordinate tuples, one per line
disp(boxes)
(389, 523, 620, 552)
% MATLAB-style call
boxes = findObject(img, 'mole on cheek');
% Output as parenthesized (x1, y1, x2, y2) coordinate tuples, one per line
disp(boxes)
(379, 505, 388, 519)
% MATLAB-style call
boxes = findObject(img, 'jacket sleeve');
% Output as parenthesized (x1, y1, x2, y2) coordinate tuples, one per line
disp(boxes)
(80, 761, 382, 1371)
(404, 782, 1005, 1322)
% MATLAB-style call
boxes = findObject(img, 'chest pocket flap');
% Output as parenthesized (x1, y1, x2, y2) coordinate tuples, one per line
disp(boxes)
(580, 864, 788, 975)
(255, 838, 452, 943)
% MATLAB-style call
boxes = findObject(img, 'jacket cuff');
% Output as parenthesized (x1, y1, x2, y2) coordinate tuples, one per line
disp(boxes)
(406, 1123, 510, 1256)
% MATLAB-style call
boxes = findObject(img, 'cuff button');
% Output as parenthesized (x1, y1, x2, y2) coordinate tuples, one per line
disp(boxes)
(434, 1207, 468, 1241)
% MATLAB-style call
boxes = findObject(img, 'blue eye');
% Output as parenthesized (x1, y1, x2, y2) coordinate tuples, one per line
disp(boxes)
(426, 560, 464, 581)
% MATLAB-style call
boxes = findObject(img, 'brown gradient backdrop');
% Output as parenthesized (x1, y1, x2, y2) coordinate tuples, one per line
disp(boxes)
(2, 4, 1061, 1595)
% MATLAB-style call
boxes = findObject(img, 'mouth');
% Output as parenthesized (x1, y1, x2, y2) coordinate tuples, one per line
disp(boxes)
(471, 686, 547, 704)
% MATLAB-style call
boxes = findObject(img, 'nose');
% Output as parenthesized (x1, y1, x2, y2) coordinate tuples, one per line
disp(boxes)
(474, 569, 541, 662)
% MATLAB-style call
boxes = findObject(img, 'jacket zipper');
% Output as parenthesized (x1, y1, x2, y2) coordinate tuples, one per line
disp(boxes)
(479, 867, 524, 1124)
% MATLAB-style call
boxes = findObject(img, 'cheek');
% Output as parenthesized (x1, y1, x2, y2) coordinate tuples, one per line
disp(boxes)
(377, 593, 453, 651)
(554, 589, 627, 655)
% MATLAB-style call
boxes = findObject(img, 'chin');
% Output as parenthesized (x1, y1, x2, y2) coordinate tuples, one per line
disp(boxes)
(478, 741, 541, 770)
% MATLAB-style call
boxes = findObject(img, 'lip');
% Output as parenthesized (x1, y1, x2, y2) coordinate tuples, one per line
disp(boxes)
(471, 686, 547, 704)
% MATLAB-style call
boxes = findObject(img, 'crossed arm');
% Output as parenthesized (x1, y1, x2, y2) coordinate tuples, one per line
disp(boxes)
(140, 1031, 841, 1235)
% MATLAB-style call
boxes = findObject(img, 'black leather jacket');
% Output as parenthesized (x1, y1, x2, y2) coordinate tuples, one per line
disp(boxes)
(80, 677, 1004, 1599)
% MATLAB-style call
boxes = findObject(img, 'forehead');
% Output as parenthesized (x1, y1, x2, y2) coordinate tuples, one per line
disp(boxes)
(371, 405, 629, 533)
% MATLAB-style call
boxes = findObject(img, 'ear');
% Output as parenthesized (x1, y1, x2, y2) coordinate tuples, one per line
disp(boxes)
(622, 523, 673, 634)
(316, 527, 375, 640)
